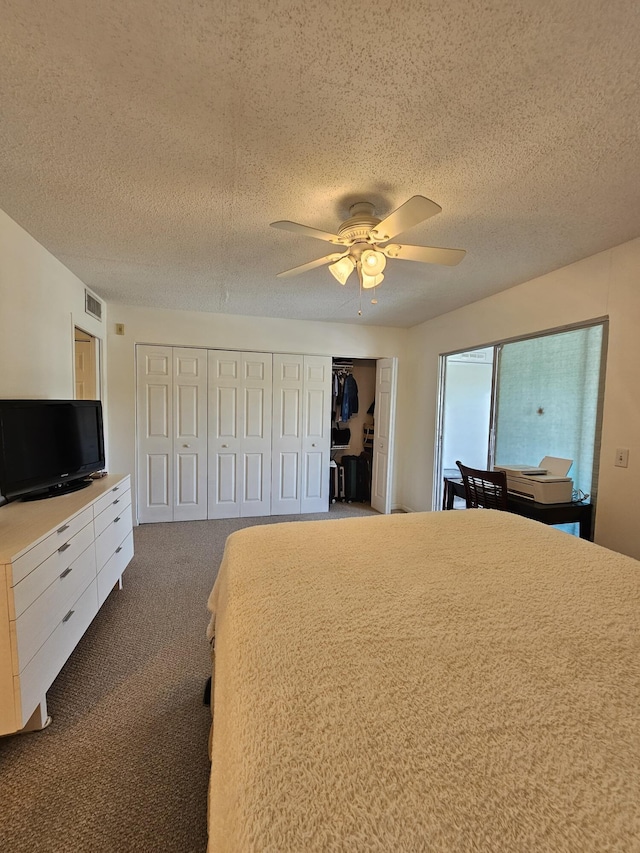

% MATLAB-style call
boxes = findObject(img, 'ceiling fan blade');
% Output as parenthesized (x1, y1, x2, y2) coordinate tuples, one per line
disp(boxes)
(270, 220, 345, 244)
(382, 244, 466, 266)
(276, 252, 346, 279)
(370, 196, 442, 242)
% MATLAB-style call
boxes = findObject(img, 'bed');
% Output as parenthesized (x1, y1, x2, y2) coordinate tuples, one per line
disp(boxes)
(206, 509, 640, 852)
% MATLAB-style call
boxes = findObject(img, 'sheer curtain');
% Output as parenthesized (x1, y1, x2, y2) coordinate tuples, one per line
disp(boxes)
(494, 325, 604, 498)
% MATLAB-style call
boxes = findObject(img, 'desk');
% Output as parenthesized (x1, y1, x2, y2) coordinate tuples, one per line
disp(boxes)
(443, 477, 594, 541)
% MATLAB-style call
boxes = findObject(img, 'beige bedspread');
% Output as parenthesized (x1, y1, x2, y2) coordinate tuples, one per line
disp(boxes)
(206, 510, 640, 852)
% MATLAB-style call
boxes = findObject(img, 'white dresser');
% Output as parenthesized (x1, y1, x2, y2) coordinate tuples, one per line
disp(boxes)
(0, 474, 133, 736)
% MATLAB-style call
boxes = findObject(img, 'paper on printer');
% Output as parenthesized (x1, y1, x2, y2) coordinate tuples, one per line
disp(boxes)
(494, 456, 573, 503)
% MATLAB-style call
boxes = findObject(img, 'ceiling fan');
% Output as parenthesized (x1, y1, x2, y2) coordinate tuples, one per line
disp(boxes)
(270, 195, 466, 289)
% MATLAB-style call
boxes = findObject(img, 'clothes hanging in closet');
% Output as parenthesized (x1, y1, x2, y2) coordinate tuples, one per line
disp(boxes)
(340, 373, 359, 422)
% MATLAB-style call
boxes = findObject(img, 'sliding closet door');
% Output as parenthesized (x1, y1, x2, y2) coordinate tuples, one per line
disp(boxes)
(371, 358, 397, 514)
(271, 354, 304, 515)
(208, 351, 272, 519)
(241, 353, 272, 517)
(173, 348, 208, 521)
(271, 355, 331, 515)
(137, 345, 208, 523)
(301, 356, 331, 513)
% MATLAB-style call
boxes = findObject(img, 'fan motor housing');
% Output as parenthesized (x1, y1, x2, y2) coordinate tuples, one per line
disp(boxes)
(337, 202, 380, 244)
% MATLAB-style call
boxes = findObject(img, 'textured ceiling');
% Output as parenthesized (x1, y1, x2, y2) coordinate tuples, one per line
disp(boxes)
(1, 0, 639, 328)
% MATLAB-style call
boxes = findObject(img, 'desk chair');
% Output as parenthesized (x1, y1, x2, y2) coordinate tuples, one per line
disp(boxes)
(456, 461, 508, 511)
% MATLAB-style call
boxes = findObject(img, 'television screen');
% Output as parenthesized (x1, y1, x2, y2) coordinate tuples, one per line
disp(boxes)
(0, 400, 105, 501)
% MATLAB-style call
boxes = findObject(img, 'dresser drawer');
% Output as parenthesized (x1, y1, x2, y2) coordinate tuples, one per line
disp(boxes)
(95, 504, 133, 571)
(8, 506, 94, 587)
(10, 521, 95, 620)
(15, 579, 98, 728)
(10, 542, 97, 673)
(94, 489, 132, 538)
(93, 477, 130, 518)
(97, 530, 133, 607)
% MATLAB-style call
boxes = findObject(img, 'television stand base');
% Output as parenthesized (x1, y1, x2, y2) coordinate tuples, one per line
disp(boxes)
(21, 477, 93, 502)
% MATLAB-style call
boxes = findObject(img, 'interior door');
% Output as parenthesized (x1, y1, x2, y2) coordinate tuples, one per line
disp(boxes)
(137, 346, 174, 523)
(173, 348, 208, 521)
(301, 356, 331, 513)
(271, 354, 304, 515)
(371, 357, 397, 514)
(74, 338, 97, 400)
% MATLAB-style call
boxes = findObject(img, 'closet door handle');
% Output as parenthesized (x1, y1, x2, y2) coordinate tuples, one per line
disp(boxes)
(311, 443, 317, 447)
(221, 444, 228, 448)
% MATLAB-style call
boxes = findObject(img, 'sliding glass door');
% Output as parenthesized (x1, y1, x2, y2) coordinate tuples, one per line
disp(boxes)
(435, 321, 606, 514)
(494, 324, 604, 499)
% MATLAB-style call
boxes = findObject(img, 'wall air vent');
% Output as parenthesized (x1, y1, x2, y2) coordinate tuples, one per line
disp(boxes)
(85, 290, 103, 322)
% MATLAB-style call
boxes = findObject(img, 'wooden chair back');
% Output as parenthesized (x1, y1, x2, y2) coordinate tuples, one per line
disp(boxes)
(456, 461, 508, 511)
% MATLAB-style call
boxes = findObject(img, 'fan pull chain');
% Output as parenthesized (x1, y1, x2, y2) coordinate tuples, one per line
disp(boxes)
(358, 268, 363, 316)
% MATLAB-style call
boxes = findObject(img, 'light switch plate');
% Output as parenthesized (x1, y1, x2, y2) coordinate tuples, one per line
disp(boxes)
(615, 448, 629, 468)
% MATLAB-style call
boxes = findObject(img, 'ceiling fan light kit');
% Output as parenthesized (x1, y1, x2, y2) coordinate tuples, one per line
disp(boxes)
(271, 195, 466, 303)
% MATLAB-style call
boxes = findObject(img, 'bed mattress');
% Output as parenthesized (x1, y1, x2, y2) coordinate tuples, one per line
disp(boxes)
(207, 509, 640, 851)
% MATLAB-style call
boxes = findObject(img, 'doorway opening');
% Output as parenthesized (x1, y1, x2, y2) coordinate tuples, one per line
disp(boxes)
(74, 328, 100, 400)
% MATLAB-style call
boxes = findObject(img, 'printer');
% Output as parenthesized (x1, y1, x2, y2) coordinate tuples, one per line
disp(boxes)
(494, 456, 574, 503)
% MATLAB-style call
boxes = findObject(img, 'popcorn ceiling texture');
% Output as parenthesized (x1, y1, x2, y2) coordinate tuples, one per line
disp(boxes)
(207, 509, 640, 851)
(1, 0, 640, 326)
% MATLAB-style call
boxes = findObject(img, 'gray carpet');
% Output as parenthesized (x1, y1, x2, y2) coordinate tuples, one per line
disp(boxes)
(0, 502, 377, 853)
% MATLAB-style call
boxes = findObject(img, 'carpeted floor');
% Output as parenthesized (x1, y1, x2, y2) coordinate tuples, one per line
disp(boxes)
(0, 502, 376, 853)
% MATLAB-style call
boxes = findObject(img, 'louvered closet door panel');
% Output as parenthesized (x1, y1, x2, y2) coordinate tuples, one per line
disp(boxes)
(136, 346, 173, 523)
(301, 356, 331, 513)
(173, 348, 208, 521)
(241, 354, 272, 517)
(271, 354, 303, 515)
(208, 351, 243, 519)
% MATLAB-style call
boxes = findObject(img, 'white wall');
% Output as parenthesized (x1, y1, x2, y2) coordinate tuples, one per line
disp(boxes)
(105, 304, 406, 521)
(397, 238, 640, 560)
(0, 209, 105, 400)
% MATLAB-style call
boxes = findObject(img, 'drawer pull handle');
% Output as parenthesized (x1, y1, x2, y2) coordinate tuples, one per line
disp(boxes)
(58, 543, 71, 553)
(113, 498, 120, 505)
(116, 546, 123, 554)
(114, 516, 121, 523)
(62, 609, 75, 623)
(112, 486, 119, 492)
(57, 524, 70, 534)
(59, 567, 73, 579)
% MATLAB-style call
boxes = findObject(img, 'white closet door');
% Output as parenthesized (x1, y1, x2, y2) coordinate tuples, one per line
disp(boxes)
(208, 351, 272, 519)
(208, 351, 243, 519)
(271, 354, 304, 515)
(240, 353, 272, 517)
(173, 348, 208, 521)
(136, 346, 174, 523)
(301, 356, 331, 514)
(371, 358, 397, 514)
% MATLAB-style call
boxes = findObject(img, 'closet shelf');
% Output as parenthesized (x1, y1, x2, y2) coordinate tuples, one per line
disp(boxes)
(331, 444, 350, 451)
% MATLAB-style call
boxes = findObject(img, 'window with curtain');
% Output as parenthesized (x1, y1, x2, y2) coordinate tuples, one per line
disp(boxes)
(493, 324, 604, 499)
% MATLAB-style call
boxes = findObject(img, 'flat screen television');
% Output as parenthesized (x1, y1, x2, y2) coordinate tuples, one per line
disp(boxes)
(0, 399, 105, 502)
